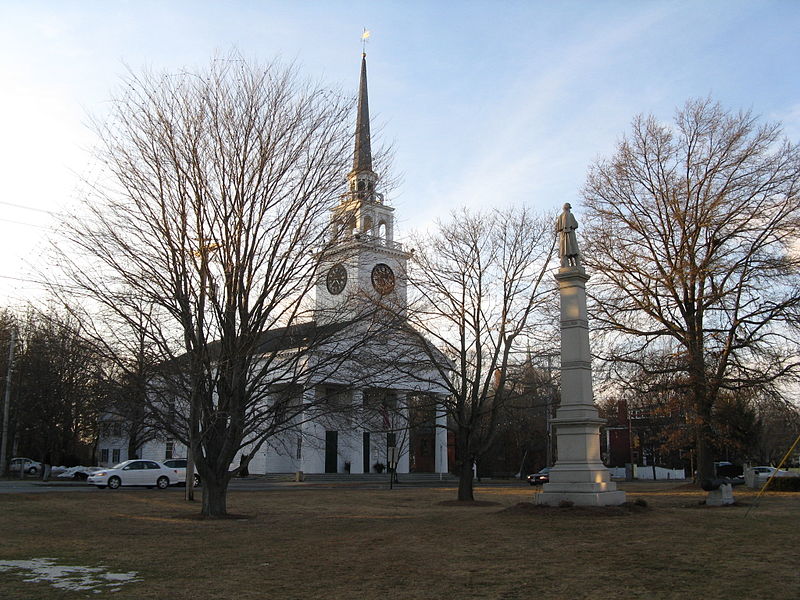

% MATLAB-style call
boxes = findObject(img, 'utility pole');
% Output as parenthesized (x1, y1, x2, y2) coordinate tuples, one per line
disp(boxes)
(1, 329, 17, 477)
(545, 355, 554, 468)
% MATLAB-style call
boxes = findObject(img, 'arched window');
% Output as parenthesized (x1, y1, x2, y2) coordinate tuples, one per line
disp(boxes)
(377, 221, 387, 242)
(363, 216, 374, 235)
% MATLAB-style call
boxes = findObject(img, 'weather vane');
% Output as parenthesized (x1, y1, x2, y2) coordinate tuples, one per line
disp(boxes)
(361, 28, 371, 56)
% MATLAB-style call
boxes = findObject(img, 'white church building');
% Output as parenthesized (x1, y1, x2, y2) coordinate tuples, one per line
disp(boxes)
(97, 53, 452, 476)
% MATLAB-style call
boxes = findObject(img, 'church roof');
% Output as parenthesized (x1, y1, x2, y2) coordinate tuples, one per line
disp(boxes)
(252, 320, 349, 353)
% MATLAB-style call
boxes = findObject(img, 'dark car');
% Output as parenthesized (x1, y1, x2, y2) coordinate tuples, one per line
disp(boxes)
(715, 461, 743, 479)
(527, 468, 551, 485)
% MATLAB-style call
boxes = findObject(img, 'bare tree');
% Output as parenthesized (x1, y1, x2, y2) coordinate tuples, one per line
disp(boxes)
(401, 206, 556, 501)
(582, 98, 800, 482)
(50, 54, 366, 516)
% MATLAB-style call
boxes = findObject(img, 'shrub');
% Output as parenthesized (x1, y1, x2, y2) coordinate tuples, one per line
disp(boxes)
(767, 477, 800, 492)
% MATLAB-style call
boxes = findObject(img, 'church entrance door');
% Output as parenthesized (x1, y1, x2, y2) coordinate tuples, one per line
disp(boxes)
(325, 431, 338, 473)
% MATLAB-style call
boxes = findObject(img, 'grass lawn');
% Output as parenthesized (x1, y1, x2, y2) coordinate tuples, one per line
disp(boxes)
(0, 481, 797, 599)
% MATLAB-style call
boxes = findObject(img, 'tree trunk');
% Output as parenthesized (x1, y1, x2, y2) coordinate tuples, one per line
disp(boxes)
(201, 478, 228, 517)
(695, 420, 715, 483)
(236, 453, 252, 477)
(457, 461, 475, 501)
(127, 431, 140, 460)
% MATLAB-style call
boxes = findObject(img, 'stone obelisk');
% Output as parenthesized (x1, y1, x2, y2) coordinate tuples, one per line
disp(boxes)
(536, 203, 625, 506)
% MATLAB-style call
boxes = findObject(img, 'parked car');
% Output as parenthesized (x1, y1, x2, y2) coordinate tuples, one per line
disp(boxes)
(9, 457, 42, 475)
(527, 468, 551, 485)
(162, 458, 201, 487)
(87, 460, 180, 489)
(752, 466, 798, 478)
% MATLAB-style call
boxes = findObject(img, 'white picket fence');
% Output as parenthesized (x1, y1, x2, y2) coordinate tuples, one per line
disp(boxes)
(607, 465, 686, 480)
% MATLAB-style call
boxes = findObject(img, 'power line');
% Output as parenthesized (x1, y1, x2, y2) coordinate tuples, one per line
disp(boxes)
(0, 200, 60, 216)
(0, 217, 52, 230)
(0, 274, 85, 293)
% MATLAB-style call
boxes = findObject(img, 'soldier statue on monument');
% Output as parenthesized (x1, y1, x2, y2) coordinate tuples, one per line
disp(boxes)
(556, 202, 580, 267)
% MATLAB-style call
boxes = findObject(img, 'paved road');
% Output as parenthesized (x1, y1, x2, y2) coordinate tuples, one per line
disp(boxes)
(0, 478, 468, 495)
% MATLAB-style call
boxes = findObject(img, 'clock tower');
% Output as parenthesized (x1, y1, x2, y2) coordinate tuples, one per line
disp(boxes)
(316, 52, 411, 324)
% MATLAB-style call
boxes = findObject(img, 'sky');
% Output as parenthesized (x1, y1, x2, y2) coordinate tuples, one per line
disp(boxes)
(1, 0, 799, 308)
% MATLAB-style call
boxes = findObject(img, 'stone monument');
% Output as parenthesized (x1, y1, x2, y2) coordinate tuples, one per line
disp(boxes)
(536, 204, 626, 506)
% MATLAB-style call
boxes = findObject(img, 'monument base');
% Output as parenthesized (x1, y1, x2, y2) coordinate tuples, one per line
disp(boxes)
(536, 488, 627, 507)
(535, 464, 626, 506)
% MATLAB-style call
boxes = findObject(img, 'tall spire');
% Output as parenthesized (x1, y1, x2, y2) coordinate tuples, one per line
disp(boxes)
(352, 53, 373, 175)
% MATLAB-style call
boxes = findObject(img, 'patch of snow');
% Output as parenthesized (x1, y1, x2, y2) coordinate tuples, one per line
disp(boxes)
(56, 466, 102, 479)
(0, 558, 141, 593)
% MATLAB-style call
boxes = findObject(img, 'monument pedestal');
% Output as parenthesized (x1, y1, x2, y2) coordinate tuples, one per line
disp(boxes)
(536, 265, 625, 507)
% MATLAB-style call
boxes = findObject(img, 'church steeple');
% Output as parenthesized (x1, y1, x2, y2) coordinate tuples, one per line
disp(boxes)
(329, 48, 398, 247)
(352, 53, 373, 175)
(346, 53, 380, 205)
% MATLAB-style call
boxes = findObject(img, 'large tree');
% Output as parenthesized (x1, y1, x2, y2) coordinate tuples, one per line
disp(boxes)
(582, 98, 800, 482)
(402, 206, 556, 501)
(51, 54, 363, 516)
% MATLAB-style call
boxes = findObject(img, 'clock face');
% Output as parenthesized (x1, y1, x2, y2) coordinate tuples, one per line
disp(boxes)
(371, 263, 395, 295)
(326, 263, 347, 295)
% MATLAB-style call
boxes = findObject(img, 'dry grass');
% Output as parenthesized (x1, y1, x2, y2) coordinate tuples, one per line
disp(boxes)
(0, 482, 797, 599)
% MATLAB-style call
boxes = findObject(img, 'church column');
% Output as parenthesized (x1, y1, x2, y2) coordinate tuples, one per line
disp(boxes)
(435, 396, 449, 474)
(397, 392, 410, 474)
(350, 389, 365, 473)
(300, 387, 323, 474)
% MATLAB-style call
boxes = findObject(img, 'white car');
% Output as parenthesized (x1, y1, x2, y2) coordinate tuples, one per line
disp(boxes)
(9, 457, 42, 475)
(162, 459, 201, 487)
(753, 466, 798, 478)
(87, 460, 180, 490)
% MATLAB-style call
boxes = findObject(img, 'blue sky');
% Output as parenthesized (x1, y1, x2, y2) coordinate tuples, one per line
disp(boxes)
(1, 0, 799, 306)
